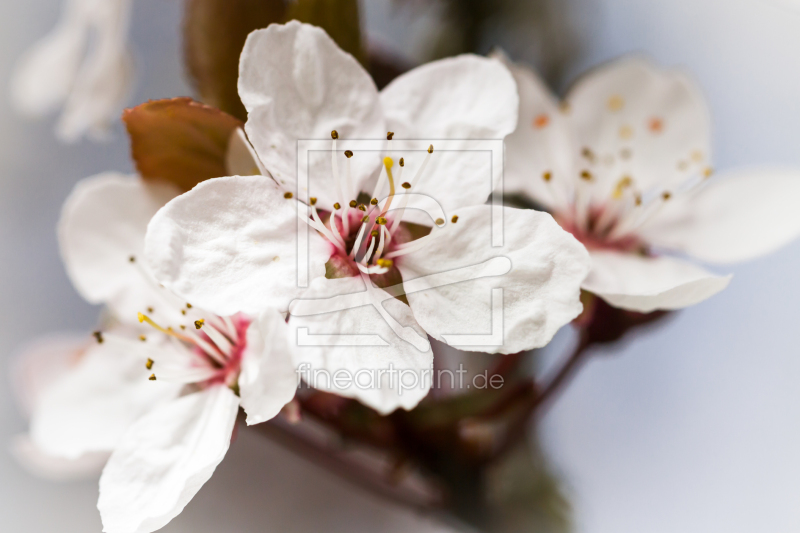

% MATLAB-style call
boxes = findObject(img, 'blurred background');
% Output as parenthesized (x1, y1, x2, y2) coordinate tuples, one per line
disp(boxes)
(3, 0, 800, 531)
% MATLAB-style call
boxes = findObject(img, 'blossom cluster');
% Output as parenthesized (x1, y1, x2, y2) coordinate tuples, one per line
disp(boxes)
(12, 18, 800, 533)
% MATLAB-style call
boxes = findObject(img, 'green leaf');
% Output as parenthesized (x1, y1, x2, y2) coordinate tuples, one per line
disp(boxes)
(285, 0, 366, 66)
(184, 0, 286, 121)
(123, 97, 243, 192)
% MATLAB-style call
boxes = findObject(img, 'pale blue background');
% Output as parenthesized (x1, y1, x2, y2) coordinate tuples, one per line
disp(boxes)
(2, 0, 800, 531)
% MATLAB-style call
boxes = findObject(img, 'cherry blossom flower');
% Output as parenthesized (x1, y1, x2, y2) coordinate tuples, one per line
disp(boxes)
(11, 0, 134, 142)
(145, 22, 591, 414)
(501, 55, 800, 312)
(20, 171, 296, 533)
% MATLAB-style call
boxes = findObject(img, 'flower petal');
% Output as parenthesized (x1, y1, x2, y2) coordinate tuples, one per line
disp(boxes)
(239, 21, 385, 207)
(10, 4, 87, 117)
(59, 173, 180, 320)
(566, 56, 711, 195)
(380, 55, 519, 223)
(397, 205, 590, 354)
(10, 433, 108, 481)
(30, 334, 181, 460)
(582, 251, 731, 312)
(11, 333, 89, 417)
(98, 386, 240, 533)
(641, 169, 800, 264)
(287, 275, 433, 414)
(56, 0, 134, 142)
(380, 54, 518, 141)
(494, 52, 574, 210)
(144, 175, 332, 315)
(238, 311, 298, 425)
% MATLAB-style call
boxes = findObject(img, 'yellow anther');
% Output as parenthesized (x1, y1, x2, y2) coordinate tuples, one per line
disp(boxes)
(612, 176, 633, 199)
(194, 319, 205, 330)
(331, 130, 339, 140)
(662, 191, 672, 201)
(139, 335, 147, 342)
(401, 182, 411, 189)
(357, 204, 367, 211)
(147, 307, 154, 313)
(435, 218, 445, 226)
(376, 217, 387, 225)
(179, 325, 186, 330)
(146, 358, 153, 370)
(93, 331, 103, 344)
(310, 197, 317, 206)
(704, 167, 714, 178)
(542, 171, 552, 182)
(635, 194, 643, 206)
(427, 145, 433, 154)
(333, 202, 341, 210)
(371, 230, 379, 237)
(181, 309, 186, 315)
(344, 150, 353, 158)
(186, 303, 192, 309)
(129, 256, 136, 263)
(399, 158, 404, 167)
(349, 200, 357, 208)
(149, 374, 157, 381)
(608, 95, 624, 111)
(284, 192, 293, 199)
(361, 215, 369, 223)
(451, 215, 459, 223)
(387, 132, 394, 140)
(580, 170, 592, 181)
(376, 258, 394, 268)
(370, 198, 378, 205)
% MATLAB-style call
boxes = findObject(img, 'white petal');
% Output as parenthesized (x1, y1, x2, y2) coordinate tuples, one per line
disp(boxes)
(239, 21, 385, 207)
(582, 251, 732, 312)
(10, 4, 87, 117)
(59, 173, 179, 320)
(641, 169, 800, 264)
(396, 205, 590, 354)
(144, 175, 332, 315)
(10, 433, 108, 481)
(238, 311, 298, 425)
(380, 54, 518, 141)
(566, 56, 711, 194)
(30, 335, 181, 460)
(225, 128, 265, 176)
(493, 52, 574, 210)
(98, 386, 239, 533)
(380, 55, 519, 223)
(11, 333, 89, 417)
(287, 275, 433, 414)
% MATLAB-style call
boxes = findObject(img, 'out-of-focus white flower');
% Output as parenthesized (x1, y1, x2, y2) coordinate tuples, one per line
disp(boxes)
(501, 54, 800, 313)
(27, 172, 298, 533)
(9, 334, 109, 480)
(10, 0, 134, 142)
(144, 22, 590, 415)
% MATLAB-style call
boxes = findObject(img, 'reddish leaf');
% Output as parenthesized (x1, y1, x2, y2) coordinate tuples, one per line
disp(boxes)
(123, 97, 243, 192)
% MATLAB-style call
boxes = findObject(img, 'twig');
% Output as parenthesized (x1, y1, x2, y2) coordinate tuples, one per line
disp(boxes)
(250, 418, 443, 514)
